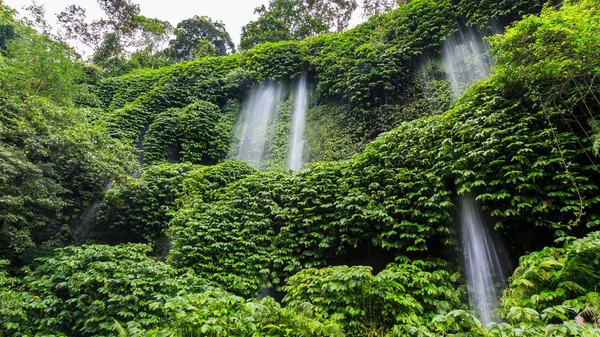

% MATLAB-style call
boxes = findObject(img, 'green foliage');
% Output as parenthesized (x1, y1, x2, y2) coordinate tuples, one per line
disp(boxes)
(0, 4, 17, 53)
(169, 15, 235, 61)
(0, 259, 36, 336)
(304, 104, 365, 163)
(101, 55, 241, 146)
(489, 0, 600, 103)
(176, 160, 256, 209)
(283, 260, 466, 335)
(239, 0, 330, 51)
(168, 155, 453, 296)
(418, 232, 600, 336)
(94, 161, 254, 249)
(0, 143, 65, 257)
(143, 101, 233, 165)
(3, 249, 343, 337)
(240, 0, 358, 50)
(456, 0, 547, 29)
(242, 41, 304, 81)
(19, 244, 208, 336)
(94, 163, 195, 245)
(169, 169, 287, 296)
(0, 8, 137, 260)
(4, 1, 600, 336)
(95, 0, 550, 145)
(239, 10, 294, 51)
(147, 292, 344, 337)
(178, 101, 231, 164)
(0, 21, 83, 105)
(143, 108, 180, 165)
(169, 0, 600, 306)
(0, 93, 136, 260)
(94, 68, 162, 110)
(501, 232, 600, 313)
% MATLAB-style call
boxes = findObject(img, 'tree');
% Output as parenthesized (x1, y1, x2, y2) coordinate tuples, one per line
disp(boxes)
(131, 16, 172, 68)
(168, 16, 234, 61)
(305, 0, 358, 32)
(0, 23, 82, 102)
(361, 0, 411, 17)
(240, 0, 357, 50)
(56, 0, 140, 53)
(0, 2, 17, 53)
(90, 32, 129, 76)
(57, 0, 173, 74)
(239, 10, 293, 51)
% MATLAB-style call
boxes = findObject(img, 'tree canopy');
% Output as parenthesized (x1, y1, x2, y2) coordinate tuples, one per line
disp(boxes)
(240, 0, 358, 50)
(168, 15, 235, 60)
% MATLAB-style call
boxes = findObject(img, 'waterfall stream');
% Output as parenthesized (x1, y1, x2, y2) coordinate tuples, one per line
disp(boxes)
(288, 76, 308, 171)
(235, 82, 283, 169)
(442, 27, 494, 98)
(74, 181, 113, 245)
(459, 193, 507, 325)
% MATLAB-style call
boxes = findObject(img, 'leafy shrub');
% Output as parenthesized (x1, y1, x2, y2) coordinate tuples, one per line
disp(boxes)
(242, 41, 304, 82)
(501, 232, 600, 313)
(169, 170, 288, 296)
(283, 259, 466, 335)
(20, 244, 208, 336)
(94, 161, 255, 249)
(0, 260, 36, 336)
(146, 293, 344, 337)
(176, 160, 256, 209)
(143, 101, 234, 165)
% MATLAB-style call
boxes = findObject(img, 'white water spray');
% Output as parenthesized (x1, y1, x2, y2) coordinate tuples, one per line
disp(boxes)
(460, 194, 507, 325)
(236, 83, 283, 169)
(74, 181, 113, 245)
(288, 76, 308, 171)
(442, 27, 494, 98)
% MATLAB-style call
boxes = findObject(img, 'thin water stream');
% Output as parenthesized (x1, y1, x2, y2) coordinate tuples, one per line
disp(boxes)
(288, 76, 308, 171)
(459, 193, 508, 325)
(74, 181, 113, 245)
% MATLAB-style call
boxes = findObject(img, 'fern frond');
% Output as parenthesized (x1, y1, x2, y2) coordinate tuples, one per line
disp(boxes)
(557, 281, 587, 296)
(113, 319, 129, 337)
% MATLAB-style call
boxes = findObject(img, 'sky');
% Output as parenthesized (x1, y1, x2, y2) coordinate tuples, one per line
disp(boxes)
(4, 0, 365, 51)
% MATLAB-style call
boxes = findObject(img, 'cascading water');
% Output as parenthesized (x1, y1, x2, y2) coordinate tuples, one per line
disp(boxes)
(74, 181, 113, 245)
(459, 193, 508, 325)
(236, 82, 283, 169)
(288, 76, 308, 171)
(442, 27, 494, 98)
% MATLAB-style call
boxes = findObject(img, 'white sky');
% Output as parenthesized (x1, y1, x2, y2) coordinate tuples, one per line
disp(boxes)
(4, 0, 365, 50)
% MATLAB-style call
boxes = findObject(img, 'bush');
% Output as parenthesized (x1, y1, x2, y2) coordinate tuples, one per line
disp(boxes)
(20, 244, 208, 336)
(147, 293, 344, 337)
(283, 260, 466, 335)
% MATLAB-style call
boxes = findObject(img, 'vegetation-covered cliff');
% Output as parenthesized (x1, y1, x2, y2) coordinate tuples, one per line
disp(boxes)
(1, 0, 600, 336)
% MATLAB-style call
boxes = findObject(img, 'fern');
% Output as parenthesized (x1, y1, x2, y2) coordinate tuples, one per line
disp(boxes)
(113, 319, 129, 337)
(556, 281, 587, 296)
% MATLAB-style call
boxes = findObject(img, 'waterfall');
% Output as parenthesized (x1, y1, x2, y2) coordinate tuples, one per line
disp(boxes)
(288, 76, 308, 171)
(459, 193, 507, 325)
(74, 181, 113, 245)
(236, 82, 283, 169)
(442, 27, 494, 98)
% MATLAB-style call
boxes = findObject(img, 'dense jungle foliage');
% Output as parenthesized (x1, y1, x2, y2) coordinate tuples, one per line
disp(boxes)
(1, 0, 600, 336)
